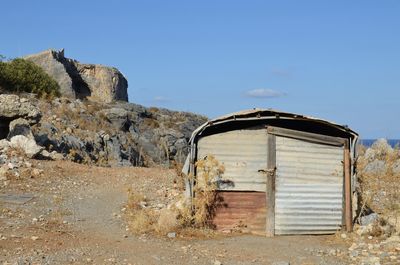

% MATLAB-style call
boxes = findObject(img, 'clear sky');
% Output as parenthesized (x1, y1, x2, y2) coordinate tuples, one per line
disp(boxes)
(1, 1, 399, 138)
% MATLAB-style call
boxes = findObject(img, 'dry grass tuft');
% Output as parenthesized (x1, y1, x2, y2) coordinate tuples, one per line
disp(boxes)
(125, 156, 225, 236)
(126, 188, 159, 234)
(189, 155, 225, 227)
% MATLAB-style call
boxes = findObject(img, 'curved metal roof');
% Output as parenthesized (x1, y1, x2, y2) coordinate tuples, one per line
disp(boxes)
(188, 108, 358, 144)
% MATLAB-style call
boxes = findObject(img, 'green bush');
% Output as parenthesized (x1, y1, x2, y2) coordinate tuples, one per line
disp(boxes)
(0, 58, 60, 98)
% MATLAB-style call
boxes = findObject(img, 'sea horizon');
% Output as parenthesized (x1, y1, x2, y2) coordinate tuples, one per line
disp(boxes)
(359, 139, 400, 147)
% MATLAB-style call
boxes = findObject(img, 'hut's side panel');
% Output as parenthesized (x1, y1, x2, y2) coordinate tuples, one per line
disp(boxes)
(275, 136, 344, 235)
(197, 128, 268, 234)
(197, 128, 268, 191)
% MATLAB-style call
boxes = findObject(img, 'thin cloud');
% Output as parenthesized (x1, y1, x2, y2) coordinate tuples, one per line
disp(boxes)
(245, 88, 286, 98)
(153, 96, 170, 102)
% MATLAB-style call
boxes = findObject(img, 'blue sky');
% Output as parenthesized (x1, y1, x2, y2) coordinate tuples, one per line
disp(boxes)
(1, 1, 399, 138)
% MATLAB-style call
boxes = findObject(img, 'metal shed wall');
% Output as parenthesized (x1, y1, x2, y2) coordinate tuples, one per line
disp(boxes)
(212, 191, 266, 235)
(197, 127, 268, 192)
(274, 136, 344, 235)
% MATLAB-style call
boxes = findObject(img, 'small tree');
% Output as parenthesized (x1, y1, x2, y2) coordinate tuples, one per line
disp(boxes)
(0, 58, 60, 98)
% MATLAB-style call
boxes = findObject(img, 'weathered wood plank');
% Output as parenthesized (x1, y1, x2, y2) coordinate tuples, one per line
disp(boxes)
(266, 133, 276, 237)
(344, 139, 352, 232)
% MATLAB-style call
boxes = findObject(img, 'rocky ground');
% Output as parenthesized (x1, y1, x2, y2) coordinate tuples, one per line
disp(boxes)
(1, 159, 353, 265)
(0, 139, 398, 264)
(345, 139, 400, 265)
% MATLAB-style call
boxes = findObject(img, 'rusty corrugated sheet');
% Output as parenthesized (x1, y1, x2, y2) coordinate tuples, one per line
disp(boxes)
(212, 191, 266, 235)
(197, 127, 268, 191)
(274, 136, 344, 235)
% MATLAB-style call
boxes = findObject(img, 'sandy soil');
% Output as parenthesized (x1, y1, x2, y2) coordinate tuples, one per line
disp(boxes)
(0, 161, 350, 265)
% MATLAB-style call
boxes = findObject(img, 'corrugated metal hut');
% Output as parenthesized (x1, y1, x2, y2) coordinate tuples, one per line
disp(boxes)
(182, 109, 358, 236)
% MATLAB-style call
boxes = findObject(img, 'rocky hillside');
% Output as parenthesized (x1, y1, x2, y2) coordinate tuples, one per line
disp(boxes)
(356, 139, 400, 232)
(25, 49, 128, 103)
(0, 94, 207, 167)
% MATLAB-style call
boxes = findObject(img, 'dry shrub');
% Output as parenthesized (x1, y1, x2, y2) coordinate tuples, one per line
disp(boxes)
(171, 160, 185, 190)
(126, 189, 159, 234)
(148, 107, 159, 113)
(185, 155, 225, 228)
(126, 188, 146, 210)
(53, 101, 114, 136)
(128, 209, 158, 234)
(156, 208, 179, 234)
(142, 118, 159, 129)
(125, 156, 225, 236)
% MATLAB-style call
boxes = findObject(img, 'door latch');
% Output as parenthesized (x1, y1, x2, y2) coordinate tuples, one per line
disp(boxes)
(258, 167, 276, 176)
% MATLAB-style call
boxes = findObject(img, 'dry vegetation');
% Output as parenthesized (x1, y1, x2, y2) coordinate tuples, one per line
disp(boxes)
(125, 155, 224, 236)
(357, 140, 400, 233)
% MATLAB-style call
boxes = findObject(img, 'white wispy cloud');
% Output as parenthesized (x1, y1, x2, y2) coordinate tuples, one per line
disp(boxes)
(153, 96, 169, 102)
(245, 88, 286, 98)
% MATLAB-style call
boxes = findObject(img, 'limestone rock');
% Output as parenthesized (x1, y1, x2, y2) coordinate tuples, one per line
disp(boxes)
(0, 139, 10, 151)
(370, 138, 393, 159)
(392, 160, 400, 174)
(363, 160, 387, 175)
(8, 118, 34, 140)
(101, 108, 130, 131)
(25, 49, 76, 98)
(10, 135, 44, 158)
(0, 95, 41, 139)
(24, 49, 128, 103)
(360, 213, 379, 226)
(76, 63, 128, 103)
(0, 94, 41, 122)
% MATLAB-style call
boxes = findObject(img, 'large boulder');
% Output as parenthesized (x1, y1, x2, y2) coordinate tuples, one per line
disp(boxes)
(0, 94, 41, 122)
(76, 63, 128, 103)
(24, 49, 128, 103)
(24, 49, 76, 98)
(9, 135, 44, 158)
(8, 118, 34, 140)
(0, 95, 41, 139)
(363, 159, 387, 175)
(101, 108, 131, 131)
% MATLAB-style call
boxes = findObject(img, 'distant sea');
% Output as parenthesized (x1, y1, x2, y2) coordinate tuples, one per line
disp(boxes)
(359, 139, 400, 147)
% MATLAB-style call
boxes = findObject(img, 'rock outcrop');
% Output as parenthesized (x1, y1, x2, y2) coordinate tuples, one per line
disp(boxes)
(75, 63, 128, 103)
(357, 139, 400, 235)
(30, 97, 207, 167)
(24, 49, 77, 98)
(0, 94, 41, 122)
(0, 95, 50, 159)
(25, 49, 128, 103)
(0, 94, 41, 139)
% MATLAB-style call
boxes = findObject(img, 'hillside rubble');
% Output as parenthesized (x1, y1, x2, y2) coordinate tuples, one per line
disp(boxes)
(0, 94, 207, 167)
(343, 139, 400, 264)
(357, 139, 400, 231)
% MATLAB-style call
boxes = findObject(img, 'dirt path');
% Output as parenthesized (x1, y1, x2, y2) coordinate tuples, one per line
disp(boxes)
(0, 161, 350, 264)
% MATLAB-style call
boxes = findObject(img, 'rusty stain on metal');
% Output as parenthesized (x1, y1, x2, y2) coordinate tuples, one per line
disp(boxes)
(212, 191, 266, 235)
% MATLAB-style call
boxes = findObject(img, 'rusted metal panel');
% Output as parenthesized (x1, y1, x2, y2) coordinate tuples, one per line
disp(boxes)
(275, 136, 344, 235)
(212, 191, 266, 235)
(197, 127, 268, 191)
